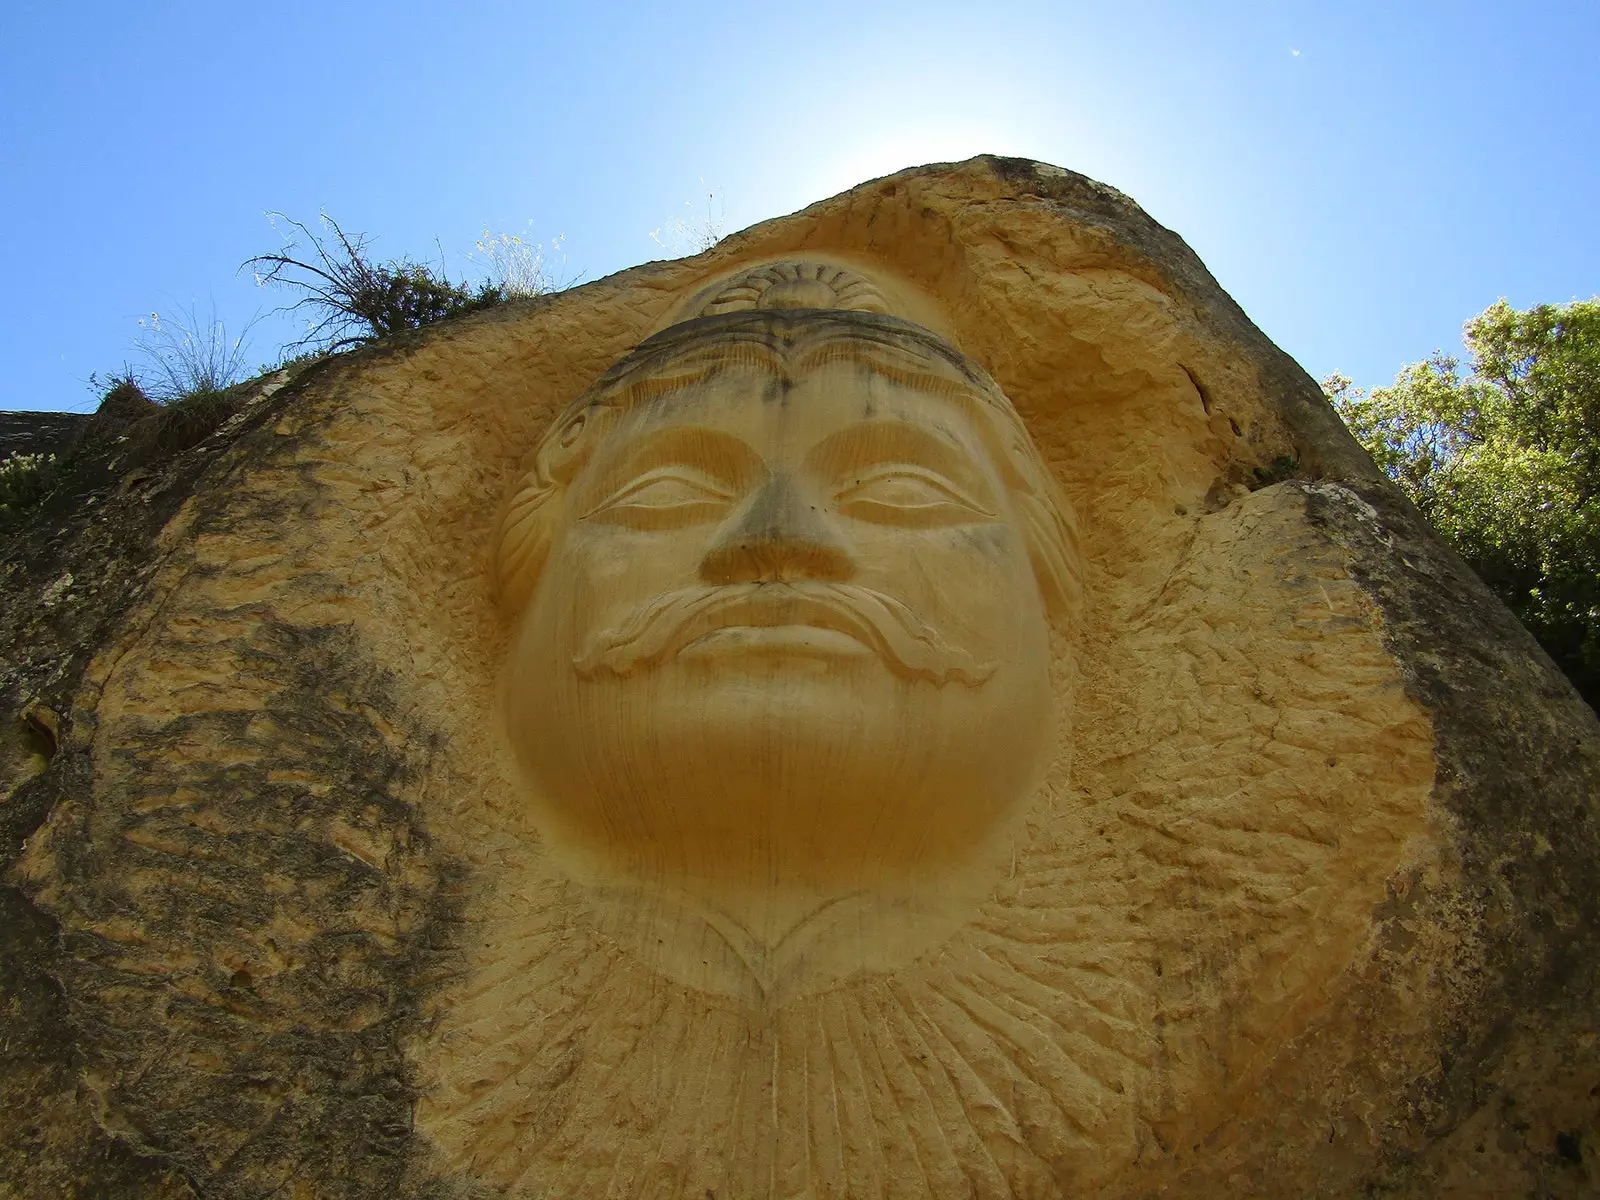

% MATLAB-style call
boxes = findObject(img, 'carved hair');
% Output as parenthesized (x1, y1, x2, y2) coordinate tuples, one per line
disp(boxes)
(495, 308, 1082, 628)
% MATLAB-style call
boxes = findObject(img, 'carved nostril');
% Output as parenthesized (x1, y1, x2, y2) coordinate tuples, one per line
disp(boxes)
(700, 475, 855, 584)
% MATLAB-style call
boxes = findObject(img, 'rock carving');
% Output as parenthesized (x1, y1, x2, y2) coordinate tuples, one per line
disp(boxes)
(495, 281, 1079, 999)
(11, 161, 1592, 1200)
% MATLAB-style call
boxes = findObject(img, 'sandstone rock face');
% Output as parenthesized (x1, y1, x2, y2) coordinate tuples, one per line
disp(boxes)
(3, 158, 1598, 1198)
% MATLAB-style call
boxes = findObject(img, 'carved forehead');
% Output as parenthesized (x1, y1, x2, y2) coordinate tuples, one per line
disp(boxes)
(587, 309, 1007, 410)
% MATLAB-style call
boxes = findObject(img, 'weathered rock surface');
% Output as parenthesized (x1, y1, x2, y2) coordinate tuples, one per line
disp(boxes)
(2, 158, 1597, 1198)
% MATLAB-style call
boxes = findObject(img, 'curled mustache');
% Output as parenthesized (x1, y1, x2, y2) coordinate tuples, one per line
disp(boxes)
(573, 582, 994, 686)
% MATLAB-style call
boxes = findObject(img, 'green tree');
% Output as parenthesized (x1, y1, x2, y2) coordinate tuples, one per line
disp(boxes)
(1327, 298, 1600, 710)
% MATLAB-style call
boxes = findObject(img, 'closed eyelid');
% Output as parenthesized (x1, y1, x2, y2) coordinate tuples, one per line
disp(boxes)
(807, 421, 997, 502)
(832, 466, 1000, 530)
(581, 427, 764, 505)
(837, 465, 994, 507)
(591, 467, 735, 508)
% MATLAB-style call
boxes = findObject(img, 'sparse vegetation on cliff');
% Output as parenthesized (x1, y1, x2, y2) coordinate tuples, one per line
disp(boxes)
(0, 452, 59, 529)
(134, 304, 253, 402)
(248, 213, 512, 352)
(77, 214, 566, 435)
(0, 374, 266, 537)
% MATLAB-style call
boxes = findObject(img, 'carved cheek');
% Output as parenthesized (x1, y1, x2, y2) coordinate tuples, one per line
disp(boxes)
(956, 533, 1038, 658)
(554, 522, 700, 636)
(857, 521, 1031, 659)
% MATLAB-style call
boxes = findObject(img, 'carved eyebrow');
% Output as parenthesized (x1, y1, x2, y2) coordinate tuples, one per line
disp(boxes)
(790, 336, 995, 408)
(806, 420, 999, 505)
(585, 425, 765, 499)
(600, 340, 788, 408)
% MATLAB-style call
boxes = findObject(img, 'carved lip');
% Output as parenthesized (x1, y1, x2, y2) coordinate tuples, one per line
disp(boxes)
(675, 594, 879, 662)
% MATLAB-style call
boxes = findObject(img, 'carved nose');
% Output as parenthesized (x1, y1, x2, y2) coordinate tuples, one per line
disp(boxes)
(699, 474, 855, 584)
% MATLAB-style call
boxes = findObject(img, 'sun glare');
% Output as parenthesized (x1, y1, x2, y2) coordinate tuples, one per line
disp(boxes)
(797, 121, 1041, 207)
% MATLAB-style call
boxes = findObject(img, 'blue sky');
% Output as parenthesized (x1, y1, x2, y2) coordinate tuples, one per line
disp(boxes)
(3, 0, 1596, 413)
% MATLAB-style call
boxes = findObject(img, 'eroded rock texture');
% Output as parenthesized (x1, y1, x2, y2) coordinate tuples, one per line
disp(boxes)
(3, 158, 1598, 1198)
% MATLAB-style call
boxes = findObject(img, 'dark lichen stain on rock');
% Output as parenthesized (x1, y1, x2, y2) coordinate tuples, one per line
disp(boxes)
(50, 618, 464, 1197)
(3, 362, 466, 1198)
(3, 381, 290, 1197)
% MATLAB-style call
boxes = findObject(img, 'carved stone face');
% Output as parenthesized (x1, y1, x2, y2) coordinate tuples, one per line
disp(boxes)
(503, 312, 1059, 934)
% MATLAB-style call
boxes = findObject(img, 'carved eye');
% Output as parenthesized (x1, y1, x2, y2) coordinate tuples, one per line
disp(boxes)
(584, 468, 736, 529)
(558, 414, 586, 448)
(834, 466, 996, 527)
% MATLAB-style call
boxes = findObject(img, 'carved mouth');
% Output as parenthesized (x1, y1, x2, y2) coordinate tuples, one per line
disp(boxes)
(679, 624, 872, 663)
(573, 582, 995, 685)
(674, 591, 881, 660)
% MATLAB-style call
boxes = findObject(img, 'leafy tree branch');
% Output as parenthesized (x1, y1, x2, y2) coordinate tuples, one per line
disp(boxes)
(1328, 298, 1600, 709)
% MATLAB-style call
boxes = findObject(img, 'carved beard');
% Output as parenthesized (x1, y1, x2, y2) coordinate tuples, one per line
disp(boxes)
(419, 486, 1436, 1198)
(414, 844, 1155, 1197)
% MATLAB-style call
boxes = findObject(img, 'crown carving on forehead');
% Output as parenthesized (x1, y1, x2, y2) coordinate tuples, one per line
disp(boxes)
(690, 261, 892, 318)
(494, 259, 1082, 625)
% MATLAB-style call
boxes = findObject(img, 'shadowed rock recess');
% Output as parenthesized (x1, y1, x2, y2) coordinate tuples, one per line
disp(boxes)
(3, 158, 1598, 1199)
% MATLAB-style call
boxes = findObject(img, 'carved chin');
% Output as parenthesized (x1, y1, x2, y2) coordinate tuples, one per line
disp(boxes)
(505, 644, 1052, 890)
